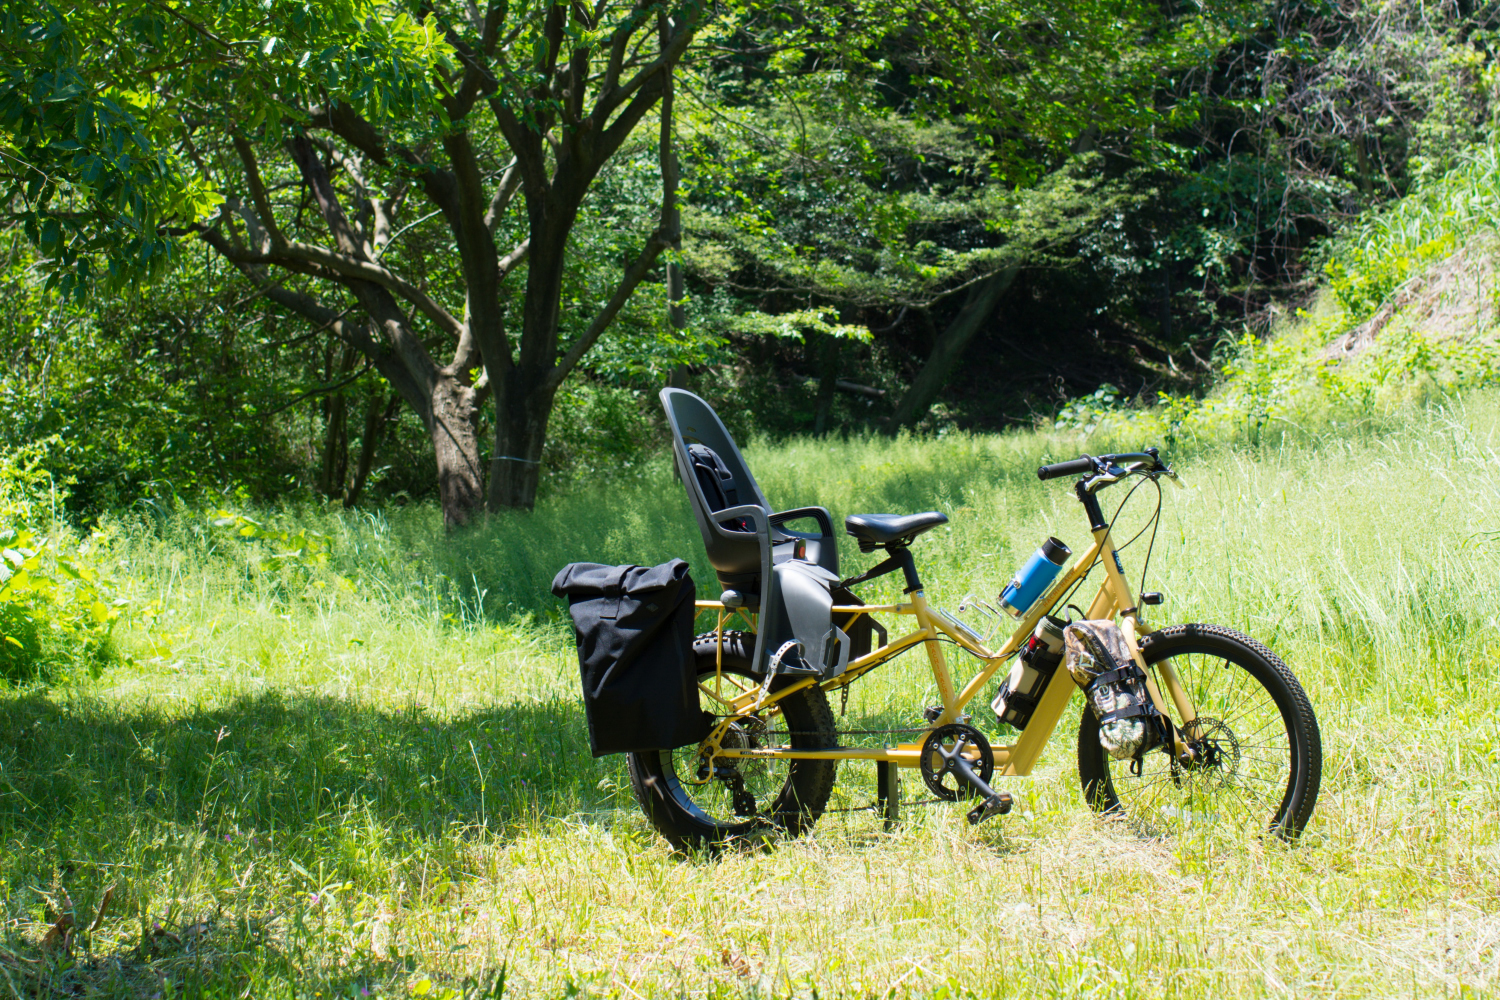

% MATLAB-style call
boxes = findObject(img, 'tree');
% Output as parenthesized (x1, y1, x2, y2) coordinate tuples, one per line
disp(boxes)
(673, 0, 1256, 430)
(3, 0, 710, 522)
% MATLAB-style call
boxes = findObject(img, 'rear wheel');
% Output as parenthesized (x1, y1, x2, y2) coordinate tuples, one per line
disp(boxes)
(1077, 623, 1321, 840)
(626, 631, 838, 851)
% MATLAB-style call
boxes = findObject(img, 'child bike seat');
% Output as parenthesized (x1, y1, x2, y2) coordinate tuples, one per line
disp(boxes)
(844, 512, 949, 551)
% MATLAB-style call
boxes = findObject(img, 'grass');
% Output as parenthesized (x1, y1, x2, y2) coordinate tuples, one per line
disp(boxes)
(4, 388, 1500, 998)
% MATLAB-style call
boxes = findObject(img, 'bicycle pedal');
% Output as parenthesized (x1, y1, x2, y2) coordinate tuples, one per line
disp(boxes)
(922, 704, 943, 723)
(966, 791, 1012, 826)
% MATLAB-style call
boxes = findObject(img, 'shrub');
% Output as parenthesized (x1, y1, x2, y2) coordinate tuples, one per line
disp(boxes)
(0, 443, 125, 684)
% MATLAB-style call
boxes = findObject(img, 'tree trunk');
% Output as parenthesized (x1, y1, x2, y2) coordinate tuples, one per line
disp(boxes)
(813, 334, 841, 436)
(319, 391, 349, 498)
(487, 369, 555, 510)
(1160, 267, 1173, 343)
(346, 394, 400, 508)
(318, 342, 359, 499)
(430, 376, 484, 528)
(887, 267, 1019, 431)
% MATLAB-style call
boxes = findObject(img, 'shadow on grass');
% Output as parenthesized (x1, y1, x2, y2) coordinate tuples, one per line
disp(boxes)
(0, 689, 609, 853)
(0, 690, 609, 994)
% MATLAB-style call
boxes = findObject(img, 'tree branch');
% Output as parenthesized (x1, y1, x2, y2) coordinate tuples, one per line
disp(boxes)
(283, 133, 465, 340)
(441, 127, 513, 373)
(544, 227, 671, 391)
(232, 135, 283, 246)
(487, 97, 549, 198)
(304, 102, 462, 229)
(600, 0, 652, 104)
(484, 159, 523, 232)
(497, 238, 529, 279)
(261, 360, 376, 417)
(287, 133, 362, 255)
(595, 2, 701, 123)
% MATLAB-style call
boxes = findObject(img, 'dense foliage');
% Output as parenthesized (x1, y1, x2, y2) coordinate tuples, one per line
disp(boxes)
(2, 0, 1498, 520)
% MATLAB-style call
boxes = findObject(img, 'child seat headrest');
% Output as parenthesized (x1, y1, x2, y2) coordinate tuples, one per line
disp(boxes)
(686, 443, 751, 531)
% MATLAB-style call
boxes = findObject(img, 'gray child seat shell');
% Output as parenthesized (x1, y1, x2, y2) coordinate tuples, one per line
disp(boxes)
(660, 388, 844, 675)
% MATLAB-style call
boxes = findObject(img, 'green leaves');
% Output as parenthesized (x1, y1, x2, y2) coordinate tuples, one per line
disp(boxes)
(210, 509, 357, 594)
(0, 523, 126, 685)
(0, 0, 458, 297)
(721, 307, 870, 343)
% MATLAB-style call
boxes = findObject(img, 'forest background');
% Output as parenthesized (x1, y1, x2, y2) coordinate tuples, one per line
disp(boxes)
(5, 0, 1498, 527)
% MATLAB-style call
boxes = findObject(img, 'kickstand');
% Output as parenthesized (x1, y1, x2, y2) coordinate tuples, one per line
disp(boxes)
(876, 761, 901, 831)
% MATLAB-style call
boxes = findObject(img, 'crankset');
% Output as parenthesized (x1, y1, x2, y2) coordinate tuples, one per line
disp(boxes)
(919, 723, 1012, 825)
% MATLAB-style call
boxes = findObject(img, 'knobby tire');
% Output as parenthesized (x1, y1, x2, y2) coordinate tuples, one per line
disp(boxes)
(1077, 623, 1322, 840)
(627, 631, 838, 852)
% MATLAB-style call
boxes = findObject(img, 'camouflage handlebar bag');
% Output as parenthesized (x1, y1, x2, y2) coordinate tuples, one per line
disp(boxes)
(1064, 621, 1161, 760)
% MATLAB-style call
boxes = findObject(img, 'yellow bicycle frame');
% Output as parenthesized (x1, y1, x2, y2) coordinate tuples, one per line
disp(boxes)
(692, 519, 1200, 774)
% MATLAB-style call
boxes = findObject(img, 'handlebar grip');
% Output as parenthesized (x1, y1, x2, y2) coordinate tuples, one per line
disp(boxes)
(1037, 456, 1096, 481)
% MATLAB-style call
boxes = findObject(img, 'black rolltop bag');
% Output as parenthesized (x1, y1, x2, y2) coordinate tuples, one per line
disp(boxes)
(551, 559, 712, 757)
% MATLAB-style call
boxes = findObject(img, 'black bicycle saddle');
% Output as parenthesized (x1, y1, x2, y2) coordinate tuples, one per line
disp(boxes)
(844, 511, 949, 550)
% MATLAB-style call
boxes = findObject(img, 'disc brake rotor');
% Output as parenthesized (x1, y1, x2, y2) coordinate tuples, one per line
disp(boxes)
(1181, 716, 1240, 783)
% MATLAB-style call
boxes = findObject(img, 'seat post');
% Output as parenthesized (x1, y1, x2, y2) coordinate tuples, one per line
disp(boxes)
(887, 545, 923, 593)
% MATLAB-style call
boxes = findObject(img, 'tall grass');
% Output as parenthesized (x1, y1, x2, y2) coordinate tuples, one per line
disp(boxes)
(4, 388, 1500, 996)
(1322, 144, 1500, 321)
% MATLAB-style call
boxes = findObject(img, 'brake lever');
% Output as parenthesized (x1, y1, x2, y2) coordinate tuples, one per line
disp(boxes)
(1151, 463, 1186, 489)
(1082, 463, 1129, 493)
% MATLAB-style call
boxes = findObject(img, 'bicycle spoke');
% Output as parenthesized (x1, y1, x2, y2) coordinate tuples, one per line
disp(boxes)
(1098, 637, 1304, 838)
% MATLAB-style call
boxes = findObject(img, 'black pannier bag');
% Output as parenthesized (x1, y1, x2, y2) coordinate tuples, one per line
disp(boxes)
(551, 559, 713, 757)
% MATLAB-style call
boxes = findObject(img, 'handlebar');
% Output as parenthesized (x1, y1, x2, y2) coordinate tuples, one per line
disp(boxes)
(1036, 451, 1165, 482)
(1035, 457, 1095, 481)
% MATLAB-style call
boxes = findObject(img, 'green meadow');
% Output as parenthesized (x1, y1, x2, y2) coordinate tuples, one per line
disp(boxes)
(3, 389, 1499, 998)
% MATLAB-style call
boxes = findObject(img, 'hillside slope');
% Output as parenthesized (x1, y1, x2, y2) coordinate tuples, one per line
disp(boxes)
(1055, 146, 1500, 449)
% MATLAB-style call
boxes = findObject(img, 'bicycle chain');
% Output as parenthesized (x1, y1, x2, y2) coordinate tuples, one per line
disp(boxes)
(707, 718, 933, 739)
(703, 719, 956, 814)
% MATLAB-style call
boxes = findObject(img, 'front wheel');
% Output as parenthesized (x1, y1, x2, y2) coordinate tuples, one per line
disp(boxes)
(626, 631, 838, 852)
(1077, 623, 1322, 840)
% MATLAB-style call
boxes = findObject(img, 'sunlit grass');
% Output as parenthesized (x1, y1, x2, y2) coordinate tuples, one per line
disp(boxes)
(3, 391, 1500, 997)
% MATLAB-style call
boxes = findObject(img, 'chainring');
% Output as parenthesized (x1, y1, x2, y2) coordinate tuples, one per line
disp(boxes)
(919, 723, 996, 801)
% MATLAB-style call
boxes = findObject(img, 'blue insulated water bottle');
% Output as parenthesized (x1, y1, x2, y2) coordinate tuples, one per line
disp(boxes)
(998, 537, 1071, 617)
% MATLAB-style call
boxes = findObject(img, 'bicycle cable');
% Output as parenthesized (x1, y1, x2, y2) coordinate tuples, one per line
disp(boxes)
(1049, 469, 1158, 617)
(1134, 476, 1163, 598)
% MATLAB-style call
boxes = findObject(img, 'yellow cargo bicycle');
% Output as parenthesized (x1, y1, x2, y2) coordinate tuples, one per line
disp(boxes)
(626, 449, 1323, 850)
